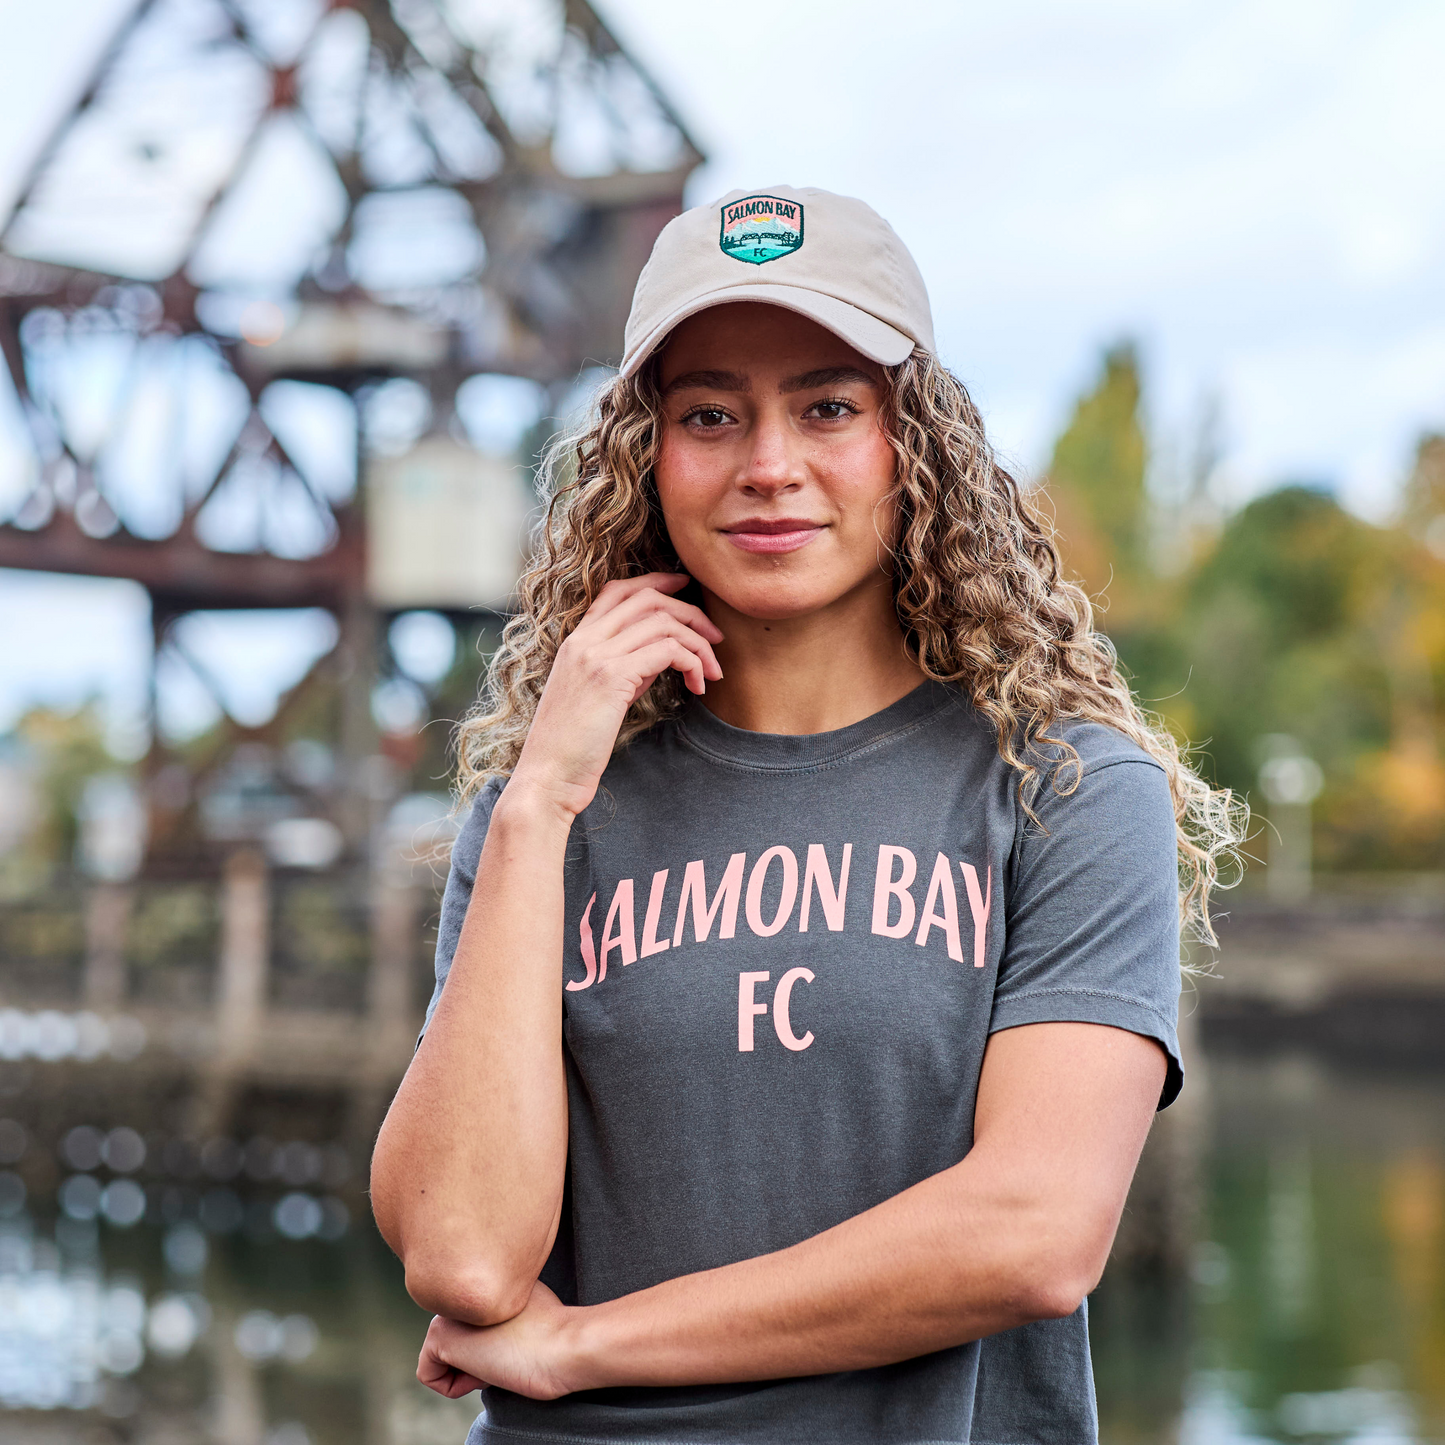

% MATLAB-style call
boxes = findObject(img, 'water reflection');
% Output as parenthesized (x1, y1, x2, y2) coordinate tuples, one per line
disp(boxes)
(1093, 1050, 1445, 1444)
(0, 1227, 205, 1409)
(0, 1211, 473, 1444)
(2, 1047, 1442, 1443)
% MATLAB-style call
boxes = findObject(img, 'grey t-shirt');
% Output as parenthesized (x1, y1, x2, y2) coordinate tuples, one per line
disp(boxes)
(424, 681, 1182, 1445)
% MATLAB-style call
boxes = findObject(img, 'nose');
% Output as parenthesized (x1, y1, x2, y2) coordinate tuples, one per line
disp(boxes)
(740, 409, 803, 498)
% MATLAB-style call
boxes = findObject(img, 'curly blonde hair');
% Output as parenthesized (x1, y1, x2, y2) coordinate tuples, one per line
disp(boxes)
(456, 348, 1245, 945)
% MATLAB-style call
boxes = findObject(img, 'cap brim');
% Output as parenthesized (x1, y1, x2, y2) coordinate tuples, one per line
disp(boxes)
(619, 282, 917, 378)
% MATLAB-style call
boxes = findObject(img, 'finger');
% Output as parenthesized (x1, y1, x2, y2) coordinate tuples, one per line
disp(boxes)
(607, 636, 707, 701)
(586, 586, 724, 646)
(419, 1365, 484, 1398)
(586, 572, 691, 621)
(417, 1354, 451, 1391)
(443, 1369, 486, 1398)
(608, 615, 723, 683)
(608, 612, 723, 680)
(627, 638, 710, 698)
(418, 1343, 485, 1396)
(418, 1324, 466, 1382)
(582, 581, 703, 643)
(565, 614, 720, 696)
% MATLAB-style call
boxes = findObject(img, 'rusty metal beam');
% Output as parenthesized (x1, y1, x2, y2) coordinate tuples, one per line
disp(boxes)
(0, 0, 700, 885)
(0, 510, 364, 612)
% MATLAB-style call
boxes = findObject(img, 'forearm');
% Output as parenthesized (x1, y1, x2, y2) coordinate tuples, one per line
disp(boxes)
(565, 1154, 1090, 1389)
(372, 787, 573, 1321)
(419, 1025, 1164, 1399)
(551, 1026, 1160, 1389)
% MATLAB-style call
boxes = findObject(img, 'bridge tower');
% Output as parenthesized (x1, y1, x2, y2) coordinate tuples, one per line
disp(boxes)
(0, 0, 700, 1119)
(0, 0, 699, 867)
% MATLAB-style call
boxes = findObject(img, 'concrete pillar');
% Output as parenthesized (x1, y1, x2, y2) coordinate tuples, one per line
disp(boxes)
(349, 859, 419, 1176)
(337, 598, 381, 854)
(1266, 800, 1314, 905)
(83, 882, 132, 1010)
(210, 1308, 265, 1445)
(216, 848, 269, 1063)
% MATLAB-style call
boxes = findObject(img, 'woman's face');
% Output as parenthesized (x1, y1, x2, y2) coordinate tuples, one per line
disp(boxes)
(654, 302, 899, 623)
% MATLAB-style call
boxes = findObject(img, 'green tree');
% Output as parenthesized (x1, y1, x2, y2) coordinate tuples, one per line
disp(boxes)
(1177, 485, 1390, 798)
(11, 703, 117, 869)
(1400, 431, 1445, 541)
(1045, 342, 1150, 618)
(1041, 343, 1195, 747)
(1041, 348, 1444, 872)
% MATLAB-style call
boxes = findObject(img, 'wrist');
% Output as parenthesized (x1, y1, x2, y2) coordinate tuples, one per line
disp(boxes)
(555, 1301, 622, 1393)
(491, 777, 580, 836)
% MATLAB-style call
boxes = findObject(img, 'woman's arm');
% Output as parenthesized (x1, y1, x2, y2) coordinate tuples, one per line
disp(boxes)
(370, 574, 724, 1326)
(418, 1020, 1166, 1394)
(371, 789, 573, 1326)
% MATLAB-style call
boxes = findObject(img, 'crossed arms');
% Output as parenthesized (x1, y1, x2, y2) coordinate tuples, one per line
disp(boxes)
(369, 787, 1166, 1401)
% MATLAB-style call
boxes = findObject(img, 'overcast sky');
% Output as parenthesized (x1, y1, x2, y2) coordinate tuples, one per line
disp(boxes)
(602, 0, 1445, 516)
(2, 0, 1444, 737)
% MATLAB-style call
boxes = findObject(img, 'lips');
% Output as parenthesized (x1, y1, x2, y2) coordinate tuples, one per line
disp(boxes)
(722, 518, 825, 555)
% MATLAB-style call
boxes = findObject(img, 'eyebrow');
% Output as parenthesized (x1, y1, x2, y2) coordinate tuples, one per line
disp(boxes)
(661, 364, 878, 397)
(662, 369, 750, 396)
(779, 365, 878, 393)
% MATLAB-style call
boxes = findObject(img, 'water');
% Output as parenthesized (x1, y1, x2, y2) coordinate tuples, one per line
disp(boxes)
(0, 1217, 474, 1445)
(1092, 1048, 1445, 1444)
(3, 1047, 1442, 1444)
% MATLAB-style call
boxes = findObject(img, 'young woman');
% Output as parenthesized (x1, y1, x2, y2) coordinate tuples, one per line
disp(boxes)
(371, 186, 1239, 1445)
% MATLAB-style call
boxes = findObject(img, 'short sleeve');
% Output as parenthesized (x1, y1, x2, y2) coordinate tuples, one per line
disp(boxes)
(420, 777, 504, 1041)
(993, 741, 1183, 1108)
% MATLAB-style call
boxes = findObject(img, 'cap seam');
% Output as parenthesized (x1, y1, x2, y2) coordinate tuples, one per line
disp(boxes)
(624, 284, 916, 376)
(651, 275, 912, 334)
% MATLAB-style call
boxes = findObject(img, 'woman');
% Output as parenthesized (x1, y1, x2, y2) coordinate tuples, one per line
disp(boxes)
(371, 186, 1240, 1445)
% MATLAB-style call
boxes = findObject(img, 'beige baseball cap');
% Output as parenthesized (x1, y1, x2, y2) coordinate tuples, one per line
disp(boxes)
(620, 185, 935, 378)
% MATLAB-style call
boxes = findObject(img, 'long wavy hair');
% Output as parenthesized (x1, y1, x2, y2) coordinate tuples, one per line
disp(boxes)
(456, 347, 1245, 946)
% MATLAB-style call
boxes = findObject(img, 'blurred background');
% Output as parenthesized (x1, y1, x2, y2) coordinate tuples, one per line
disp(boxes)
(0, 2, 1442, 1442)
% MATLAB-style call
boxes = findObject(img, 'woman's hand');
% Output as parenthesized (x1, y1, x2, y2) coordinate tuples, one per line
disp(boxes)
(509, 572, 724, 820)
(417, 1282, 582, 1402)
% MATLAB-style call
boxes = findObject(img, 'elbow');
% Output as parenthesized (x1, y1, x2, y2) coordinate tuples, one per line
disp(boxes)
(1012, 1269, 1092, 1323)
(404, 1257, 535, 1327)
(1004, 1237, 1109, 1324)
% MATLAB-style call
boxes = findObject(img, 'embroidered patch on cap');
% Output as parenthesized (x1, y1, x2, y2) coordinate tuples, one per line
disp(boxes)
(719, 194, 804, 265)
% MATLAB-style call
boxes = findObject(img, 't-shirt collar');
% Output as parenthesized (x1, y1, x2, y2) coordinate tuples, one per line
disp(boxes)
(676, 678, 958, 772)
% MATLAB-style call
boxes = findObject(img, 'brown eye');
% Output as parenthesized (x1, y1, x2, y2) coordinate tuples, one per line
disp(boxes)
(689, 407, 729, 428)
(805, 397, 859, 421)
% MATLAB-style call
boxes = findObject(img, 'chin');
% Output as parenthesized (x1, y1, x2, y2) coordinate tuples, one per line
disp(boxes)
(706, 577, 841, 621)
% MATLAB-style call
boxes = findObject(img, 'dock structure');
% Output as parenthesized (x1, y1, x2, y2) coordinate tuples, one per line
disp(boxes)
(4, 864, 1442, 1289)
(1199, 882, 1445, 1066)
(0, 0, 711, 1203)
(1, 846, 438, 1158)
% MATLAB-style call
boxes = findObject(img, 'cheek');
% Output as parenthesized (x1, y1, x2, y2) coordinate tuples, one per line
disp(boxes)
(831, 429, 900, 539)
(655, 435, 717, 556)
(654, 430, 688, 498)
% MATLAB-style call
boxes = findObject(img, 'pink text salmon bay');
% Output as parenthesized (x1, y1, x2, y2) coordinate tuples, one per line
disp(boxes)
(569, 843, 992, 992)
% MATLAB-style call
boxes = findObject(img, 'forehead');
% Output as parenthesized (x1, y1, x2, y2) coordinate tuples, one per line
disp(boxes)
(658, 302, 876, 387)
